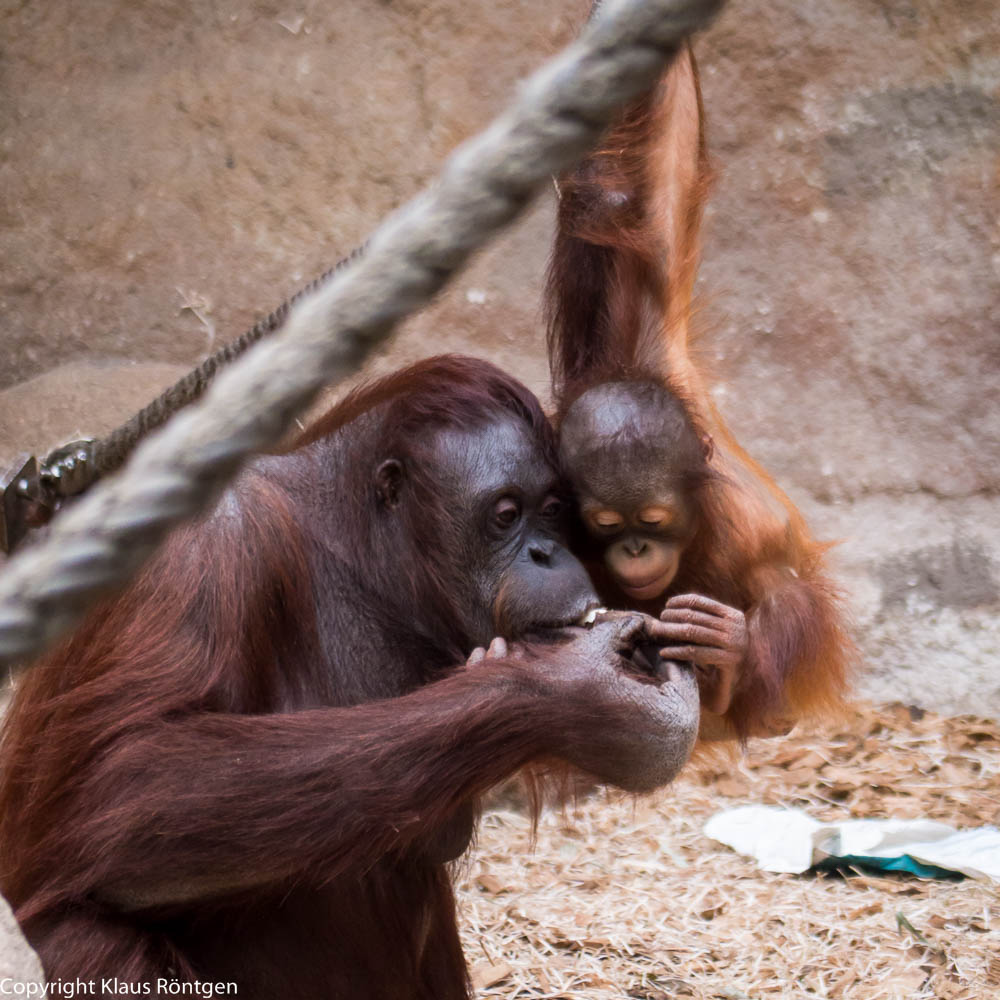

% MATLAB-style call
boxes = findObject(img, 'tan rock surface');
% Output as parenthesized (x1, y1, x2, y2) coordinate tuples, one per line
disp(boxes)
(1, 0, 997, 713)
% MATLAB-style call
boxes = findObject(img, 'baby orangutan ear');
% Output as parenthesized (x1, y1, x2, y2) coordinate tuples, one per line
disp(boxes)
(375, 459, 404, 509)
(701, 434, 715, 463)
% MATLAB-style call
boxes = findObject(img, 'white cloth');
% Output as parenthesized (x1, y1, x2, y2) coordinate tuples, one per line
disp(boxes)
(704, 805, 1000, 882)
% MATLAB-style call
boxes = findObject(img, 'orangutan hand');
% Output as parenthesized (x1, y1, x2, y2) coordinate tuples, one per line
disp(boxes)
(466, 636, 525, 665)
(658, 594, 748, 715)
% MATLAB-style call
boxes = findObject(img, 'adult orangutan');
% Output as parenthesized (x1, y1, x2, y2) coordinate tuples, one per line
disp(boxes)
(0, 356, 700, 998)
(546, 39, 853, 741)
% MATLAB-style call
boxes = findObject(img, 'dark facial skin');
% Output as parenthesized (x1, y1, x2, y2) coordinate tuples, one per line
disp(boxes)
(580, 485, 695, 601)
(559, 381, 748, 724)
(431, 418, 601, 646)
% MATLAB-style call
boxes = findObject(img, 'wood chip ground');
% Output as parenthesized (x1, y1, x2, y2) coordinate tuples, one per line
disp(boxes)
(456, 703, 1000, 999)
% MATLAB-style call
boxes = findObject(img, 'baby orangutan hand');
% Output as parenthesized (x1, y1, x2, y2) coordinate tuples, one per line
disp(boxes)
(657, 594, 748, 715)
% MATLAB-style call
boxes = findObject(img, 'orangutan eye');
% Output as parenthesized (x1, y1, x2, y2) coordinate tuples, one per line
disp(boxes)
(493, 498, 521, 530)
(540, 497, 563, 520)
(589, 510, 624, 532)
(638, 506, 672, 527)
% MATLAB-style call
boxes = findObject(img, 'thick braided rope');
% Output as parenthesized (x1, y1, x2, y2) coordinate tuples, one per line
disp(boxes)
(0, 0, 725, 667)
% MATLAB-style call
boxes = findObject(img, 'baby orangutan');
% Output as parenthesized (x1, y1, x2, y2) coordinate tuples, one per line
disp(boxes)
(559, 380, 759, 734)
(546, 42, 853, 740)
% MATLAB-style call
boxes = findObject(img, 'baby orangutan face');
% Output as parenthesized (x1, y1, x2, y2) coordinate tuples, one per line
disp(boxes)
(580, 491, 695, 601)
(558, 381, 709, 603)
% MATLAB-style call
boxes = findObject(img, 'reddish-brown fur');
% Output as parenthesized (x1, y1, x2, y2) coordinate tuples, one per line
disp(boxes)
(0, 356, 698, 997)
(547, 43, 854, 739)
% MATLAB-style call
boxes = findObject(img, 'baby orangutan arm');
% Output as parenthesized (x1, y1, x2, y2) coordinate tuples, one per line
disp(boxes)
(659, 560, 846, 741)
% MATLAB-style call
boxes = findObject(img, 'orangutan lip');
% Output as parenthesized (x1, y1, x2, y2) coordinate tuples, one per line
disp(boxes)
(531, 601, 605, 631)
(620, 575, 670, 601)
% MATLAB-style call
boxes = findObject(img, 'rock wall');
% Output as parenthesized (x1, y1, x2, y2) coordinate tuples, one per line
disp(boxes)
(2, 0, 997, 714)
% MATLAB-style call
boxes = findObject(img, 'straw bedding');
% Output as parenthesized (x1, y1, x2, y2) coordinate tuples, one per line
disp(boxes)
(456, 703, 1000, 999)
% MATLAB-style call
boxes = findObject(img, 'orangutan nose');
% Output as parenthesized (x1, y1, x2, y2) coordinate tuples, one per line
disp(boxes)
(528, 538, 555, 566)
(623, 537, 648, 558)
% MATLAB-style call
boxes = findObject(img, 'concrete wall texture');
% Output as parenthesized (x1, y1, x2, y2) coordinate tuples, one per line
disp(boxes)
(2, 0, 998, 715)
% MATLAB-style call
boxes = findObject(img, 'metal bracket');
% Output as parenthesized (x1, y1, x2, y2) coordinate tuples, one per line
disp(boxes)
(1, 439, 95, 555)
(41, 439, 96, 499)
(1, 455, 50, 555)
